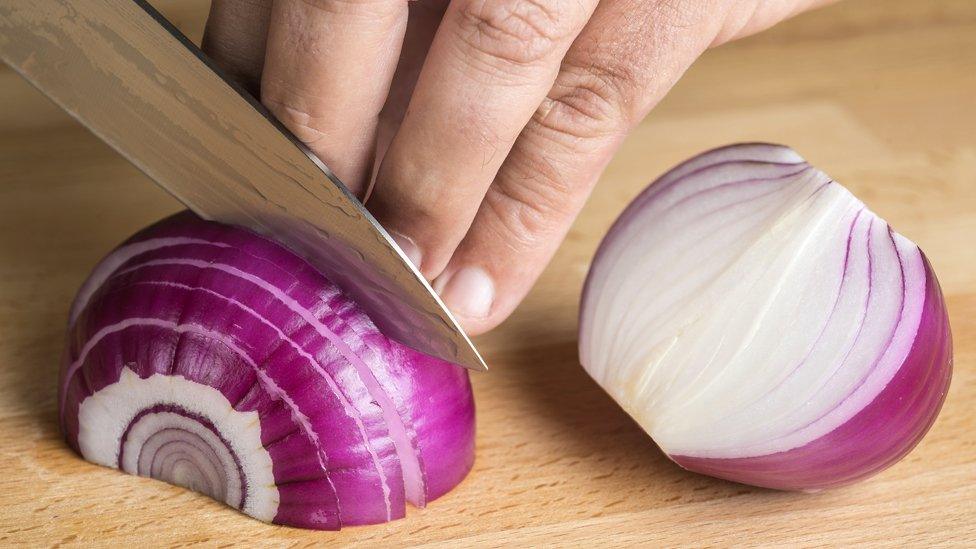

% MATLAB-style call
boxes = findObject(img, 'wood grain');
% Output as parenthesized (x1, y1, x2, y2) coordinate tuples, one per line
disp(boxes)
(1, 0, 973, 546)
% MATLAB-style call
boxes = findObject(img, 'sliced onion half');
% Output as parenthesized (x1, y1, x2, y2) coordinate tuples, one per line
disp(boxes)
(61, 212, 475, 529)
(579, 143, 952, 490)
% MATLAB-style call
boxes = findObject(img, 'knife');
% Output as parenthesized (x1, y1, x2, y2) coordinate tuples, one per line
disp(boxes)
(0, 0, 486, 371)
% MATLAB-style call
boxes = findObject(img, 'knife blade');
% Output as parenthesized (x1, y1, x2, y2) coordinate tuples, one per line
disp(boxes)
(0, 0, 486, 371)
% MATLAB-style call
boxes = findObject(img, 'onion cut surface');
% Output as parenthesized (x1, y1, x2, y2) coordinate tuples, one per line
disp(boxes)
(579, 143, 952, 490)
(60, 212, 476, 529)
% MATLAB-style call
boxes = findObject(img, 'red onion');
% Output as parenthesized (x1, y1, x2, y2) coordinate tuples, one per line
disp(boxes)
(579, 143, 952, 491)
(60, 212, 475, 529)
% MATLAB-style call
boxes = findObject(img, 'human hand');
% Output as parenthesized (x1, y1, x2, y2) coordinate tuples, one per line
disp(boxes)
(203, 0, 835, 335)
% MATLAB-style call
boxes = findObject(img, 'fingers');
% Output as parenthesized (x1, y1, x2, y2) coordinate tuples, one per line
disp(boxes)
(261, 0, 409, 196)
(435, 0, 720, 333)
(202, 0, 272, 94)
(368, 0, 597, 277)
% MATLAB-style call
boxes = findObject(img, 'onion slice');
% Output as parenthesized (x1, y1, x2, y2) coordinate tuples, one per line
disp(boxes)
(60, 212, 476, 529)
(579, 143, 952, 490)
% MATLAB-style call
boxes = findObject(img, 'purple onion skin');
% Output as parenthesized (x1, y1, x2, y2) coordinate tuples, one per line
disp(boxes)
(60, 212, 475, 530)
(580, 143, 953, 492)
(671, 255, 951, 490)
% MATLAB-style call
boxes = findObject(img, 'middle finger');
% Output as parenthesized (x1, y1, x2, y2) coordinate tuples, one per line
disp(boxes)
(367, 0, 597, 278)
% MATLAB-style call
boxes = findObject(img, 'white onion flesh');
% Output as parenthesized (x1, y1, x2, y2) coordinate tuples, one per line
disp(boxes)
(579, 143, 952, 490)
(79, 369, 279, 520)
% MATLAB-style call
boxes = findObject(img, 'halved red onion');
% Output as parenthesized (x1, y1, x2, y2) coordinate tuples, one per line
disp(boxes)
(60, 212, 475, 529)
(579, 143, 952, 490)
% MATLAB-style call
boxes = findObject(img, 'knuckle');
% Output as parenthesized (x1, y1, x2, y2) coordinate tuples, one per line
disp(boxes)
(483, 189, 553, 250)
(532, 61, 635, 143)
(454, 0, 566, 67)
(484, 158, 575, 248)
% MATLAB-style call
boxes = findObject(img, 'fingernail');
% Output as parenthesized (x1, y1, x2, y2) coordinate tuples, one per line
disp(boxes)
(390, 231, 422, 270)
(436, 266, 494, 320)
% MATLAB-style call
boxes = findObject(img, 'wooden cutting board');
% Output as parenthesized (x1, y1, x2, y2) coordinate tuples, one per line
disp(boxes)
(1, 0, 973, 546)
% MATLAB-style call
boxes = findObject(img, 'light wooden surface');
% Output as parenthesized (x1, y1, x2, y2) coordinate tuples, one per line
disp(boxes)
(1, 1, 974, 546)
